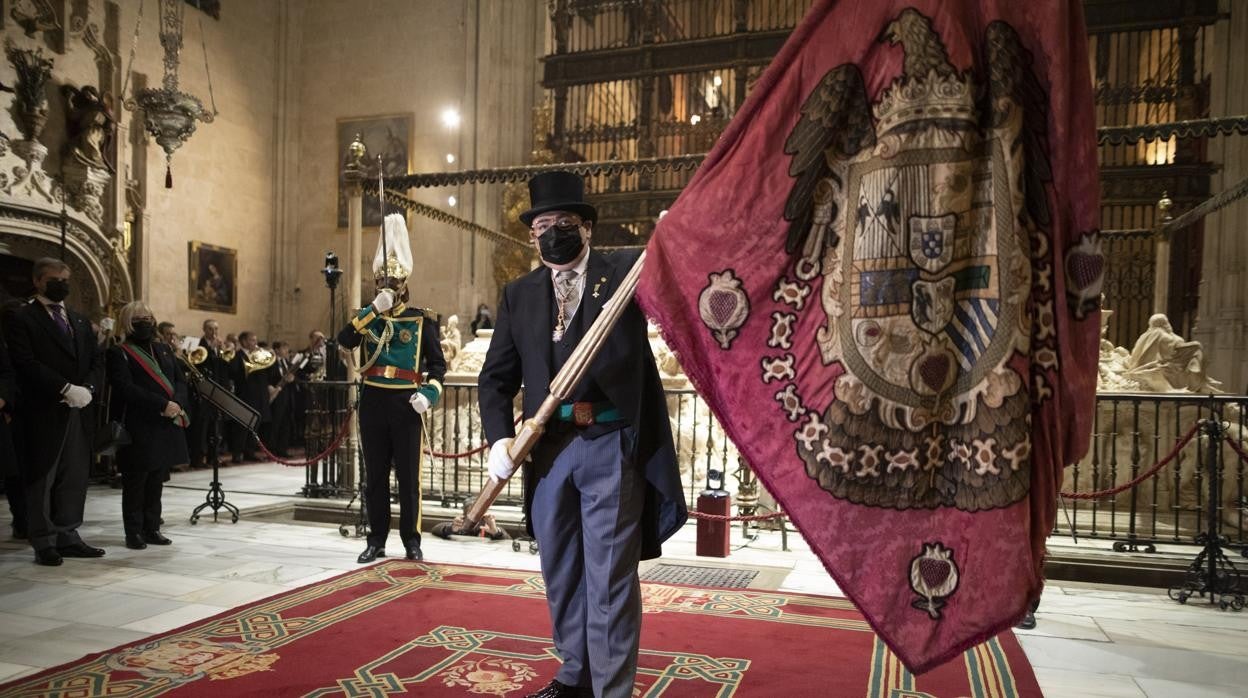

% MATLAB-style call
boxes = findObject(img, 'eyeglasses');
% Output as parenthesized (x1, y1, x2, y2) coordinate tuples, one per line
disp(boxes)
(530, 215, 583, 236)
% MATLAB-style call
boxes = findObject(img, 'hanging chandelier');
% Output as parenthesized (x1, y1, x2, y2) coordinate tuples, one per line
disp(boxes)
(123, 0, 218, 188)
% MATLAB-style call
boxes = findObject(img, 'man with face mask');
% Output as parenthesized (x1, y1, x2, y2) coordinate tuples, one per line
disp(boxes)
(3, 258, 106, 566)
(338, 214, 447, 564)
(478, 172, 686, 698)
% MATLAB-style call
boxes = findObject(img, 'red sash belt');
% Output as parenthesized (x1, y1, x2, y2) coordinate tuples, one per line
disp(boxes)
(362, 366, 423, 382)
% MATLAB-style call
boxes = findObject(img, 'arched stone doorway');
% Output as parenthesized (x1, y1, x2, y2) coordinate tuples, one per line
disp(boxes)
(0, 204, 131, 316)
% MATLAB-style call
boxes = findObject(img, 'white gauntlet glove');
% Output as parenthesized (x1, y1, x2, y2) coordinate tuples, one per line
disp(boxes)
(487, 438, 517, 483)
(409, 393, 431, 414)
(371, 288, 396, 313)
(62, 384, 92, 409)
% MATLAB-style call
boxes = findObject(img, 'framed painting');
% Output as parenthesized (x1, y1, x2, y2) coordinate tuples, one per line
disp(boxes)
(188, 241, 237, 314)
(336, 113, 413, 229)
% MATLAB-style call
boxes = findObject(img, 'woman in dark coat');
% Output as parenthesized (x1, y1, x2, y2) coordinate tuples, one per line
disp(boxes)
(106, 301, 189, 549)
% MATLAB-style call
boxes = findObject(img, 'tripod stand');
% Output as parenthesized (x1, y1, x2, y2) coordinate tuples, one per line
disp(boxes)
(190, 407, 239, 524)
(184, 360, 260, 525)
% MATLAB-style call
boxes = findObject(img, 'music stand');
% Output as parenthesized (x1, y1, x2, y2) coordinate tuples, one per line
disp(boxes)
(187, 368, 260, 524)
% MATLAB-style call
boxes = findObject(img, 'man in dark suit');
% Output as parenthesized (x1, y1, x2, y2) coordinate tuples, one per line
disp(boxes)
(266, 341, 297, 457)
(188, 318, 228, 468)
(3, 258, 106, 566)
(228, 331, 279, 462)
(478, 172, 687, 698)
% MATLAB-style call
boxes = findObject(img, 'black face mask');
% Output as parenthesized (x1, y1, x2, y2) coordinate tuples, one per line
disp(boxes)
(44, 278, 70, 303)
(130, 321, 156, 343)
(538, 222, 586, 266)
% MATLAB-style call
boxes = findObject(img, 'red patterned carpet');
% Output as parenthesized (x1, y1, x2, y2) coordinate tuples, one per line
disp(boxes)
(0, 561, 1042, 696)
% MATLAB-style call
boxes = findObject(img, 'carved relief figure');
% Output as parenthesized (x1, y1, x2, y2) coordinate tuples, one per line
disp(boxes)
(440, 314, 462, 370)
(64, 85, 115, 173)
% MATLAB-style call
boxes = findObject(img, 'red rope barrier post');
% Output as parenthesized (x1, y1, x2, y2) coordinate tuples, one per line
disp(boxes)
(1168, 417, 1246, 611)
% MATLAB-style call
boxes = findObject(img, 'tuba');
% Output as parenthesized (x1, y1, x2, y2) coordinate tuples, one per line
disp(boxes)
(243, 347, 276, 376)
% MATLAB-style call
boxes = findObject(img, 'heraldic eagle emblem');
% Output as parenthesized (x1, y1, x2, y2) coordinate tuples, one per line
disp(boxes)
(778, 8, 1060, 512)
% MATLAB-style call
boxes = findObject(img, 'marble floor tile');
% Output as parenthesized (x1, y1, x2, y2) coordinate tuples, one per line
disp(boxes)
(96, 571, 222, 599)
(19, 588, 187, 628)
(0, 612, 71, 641)
(1093, 617, 1248, 656)
(175, 580, 289, 607)
(202, 560, 334, 586)
(0, 623, 150, 668)
(1013, 612, 1112, 642)
(1135, 677, 1245, 698)
(1030, 667, 1145, 698)
(1019, 634, 1248, 688)
(4, 562, 150, 589)
(120, 603, 230, 634)
(0, 661, 39, 682)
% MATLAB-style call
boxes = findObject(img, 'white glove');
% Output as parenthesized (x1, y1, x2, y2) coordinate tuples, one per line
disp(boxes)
(487, 438, 517, 483)
(62, 384, 92, 409)
(99, 318, 115, 332)
(409, 392, 430, 414)
(371, 288, 396, 313)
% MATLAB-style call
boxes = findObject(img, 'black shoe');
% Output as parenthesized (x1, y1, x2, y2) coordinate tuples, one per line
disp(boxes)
(34, 548, 63, 566)
(142, 531, 172, 546)
(1015, 610, 1036, 630)
(357, 545, 385, 564)
(231, 454, 244, 464)
(525, 679, 590, 698)
(405, 541, 423, 561)
(125, 534, 147, 550)
(58, 542, 106, 558)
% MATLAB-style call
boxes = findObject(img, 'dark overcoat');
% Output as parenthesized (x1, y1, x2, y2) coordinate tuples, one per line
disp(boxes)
(0, 339, 17, 478)
(106, 341, 190, 473)
(3, 300, 102, 483)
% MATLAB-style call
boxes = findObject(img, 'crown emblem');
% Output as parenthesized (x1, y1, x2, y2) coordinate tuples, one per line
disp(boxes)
(872, 8, 977, 134)
(375, 252, 410, 282)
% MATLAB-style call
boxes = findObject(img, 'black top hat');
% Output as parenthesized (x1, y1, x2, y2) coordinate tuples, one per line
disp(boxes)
(519, 171, 598, 227)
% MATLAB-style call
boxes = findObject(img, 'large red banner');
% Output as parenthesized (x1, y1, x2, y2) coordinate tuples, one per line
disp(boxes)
(638, 0, 1103, 673)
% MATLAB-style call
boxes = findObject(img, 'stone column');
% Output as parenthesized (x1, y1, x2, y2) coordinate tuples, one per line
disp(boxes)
(1192, 1, 1248, 393)
(1152, 193, 1173, 318)
(342, 137, 366, 488)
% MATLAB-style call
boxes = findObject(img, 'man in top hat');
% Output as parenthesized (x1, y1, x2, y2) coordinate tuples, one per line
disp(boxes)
(478, 171, 687, 698)
(339, 213, 446, 564)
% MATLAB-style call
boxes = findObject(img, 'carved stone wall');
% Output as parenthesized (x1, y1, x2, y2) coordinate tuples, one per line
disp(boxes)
(282, 0, 543, 345)
(1192, 2, 1248, 393)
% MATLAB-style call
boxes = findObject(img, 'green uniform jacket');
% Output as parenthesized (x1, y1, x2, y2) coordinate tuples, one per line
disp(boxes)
(338, 302, 448, 405)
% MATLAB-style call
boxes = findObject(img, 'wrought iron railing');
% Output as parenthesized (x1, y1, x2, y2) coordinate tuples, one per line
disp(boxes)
(550, 0, 813, 55)
(308, 379, 1248, 551)
(1060, 392, 1248, 549)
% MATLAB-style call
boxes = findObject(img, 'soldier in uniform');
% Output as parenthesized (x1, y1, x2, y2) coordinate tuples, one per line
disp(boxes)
(338, 214, 446, 564)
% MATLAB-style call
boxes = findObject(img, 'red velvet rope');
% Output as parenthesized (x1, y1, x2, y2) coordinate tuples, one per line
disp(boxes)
(258, 409, 356, 467)
(1058, 420, 1203, 500)
(1225, 433, 1248, 464)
